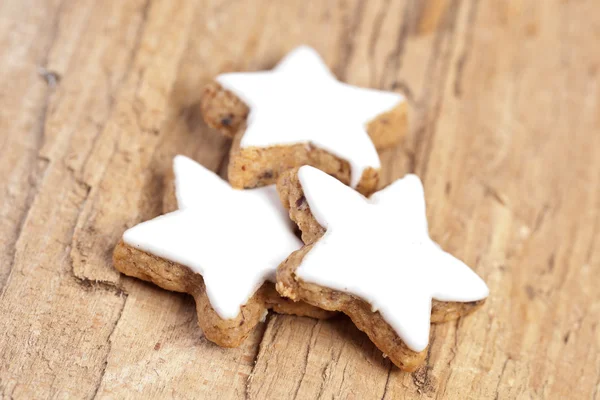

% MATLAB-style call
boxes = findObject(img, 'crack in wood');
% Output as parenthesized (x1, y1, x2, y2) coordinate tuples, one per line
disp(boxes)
(314, 360, 331, 399)
(37, 0, 66, 72)
(244, 313, 273, 400)
(451, 318, 461, 363)
(291, 320, 320, 399)
(409, 0, 462, 180)
(0, 0, 64, 290)
(437, 319, 462, 398)
(367, 0, 391, 88)
(335, 361, 350, 398)
(480, 180, 509, 207)
(65, 166, 132, 296)
(67, 0, 153, 184)
(379, 362, 393, 400)
(1, 155, 50, 294)
(91, 292, 128, 400)
(494, 357, 512, 400)
(69, 0, 158, 285)
(453, 0, 480, 98)
(379, 0, 415, 90)
(334, 0, 367, 81)
(585, 210, 599, 264)
(37, 68, 62, 89)
(532, 203, 551, 234)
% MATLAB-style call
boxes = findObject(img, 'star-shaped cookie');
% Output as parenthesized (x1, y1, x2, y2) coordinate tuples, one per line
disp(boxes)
(200, 45, 408, 196)
(113, 156, 332, 347)
(276, 166, 489, 371)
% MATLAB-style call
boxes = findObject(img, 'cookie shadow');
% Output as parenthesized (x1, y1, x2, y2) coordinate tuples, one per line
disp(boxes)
(319, 313, 392, 371)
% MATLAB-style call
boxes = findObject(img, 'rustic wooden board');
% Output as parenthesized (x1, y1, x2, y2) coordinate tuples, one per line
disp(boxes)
(1, 0, 599, 398)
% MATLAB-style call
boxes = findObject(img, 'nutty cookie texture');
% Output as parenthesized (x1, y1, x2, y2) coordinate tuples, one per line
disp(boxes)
(113, 156, 332, 348)
(200, 46, 408, 197)
(275, 166, 489, 371)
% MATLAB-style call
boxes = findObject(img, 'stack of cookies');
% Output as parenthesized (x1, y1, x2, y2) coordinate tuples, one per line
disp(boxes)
(113, 46, 489, 372)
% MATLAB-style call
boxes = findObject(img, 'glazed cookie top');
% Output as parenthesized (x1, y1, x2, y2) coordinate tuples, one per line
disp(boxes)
(123, 156, 302, 319)
(294, 166, 489, 352)
(216, 46, 404, 187)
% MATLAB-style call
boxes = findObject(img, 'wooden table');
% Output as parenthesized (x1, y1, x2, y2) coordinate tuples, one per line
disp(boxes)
(1, 0, 599, 398)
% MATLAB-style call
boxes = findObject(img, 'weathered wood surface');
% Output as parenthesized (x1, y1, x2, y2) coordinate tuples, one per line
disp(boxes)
(1, 0, 599, 398)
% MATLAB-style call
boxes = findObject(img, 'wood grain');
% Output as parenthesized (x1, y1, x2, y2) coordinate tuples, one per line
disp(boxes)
(0, 0, 599, 398)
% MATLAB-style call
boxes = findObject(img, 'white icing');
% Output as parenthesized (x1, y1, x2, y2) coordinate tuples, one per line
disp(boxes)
(216, 46, 405, 187)
(123, 156, 302, 320)
(296, 166, 489, 352)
